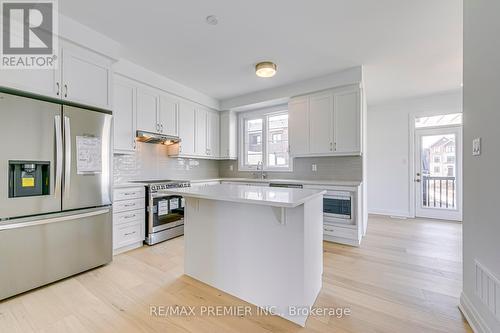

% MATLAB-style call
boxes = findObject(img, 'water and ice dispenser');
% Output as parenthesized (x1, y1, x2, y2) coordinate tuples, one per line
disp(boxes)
(8, 161, 50, 198)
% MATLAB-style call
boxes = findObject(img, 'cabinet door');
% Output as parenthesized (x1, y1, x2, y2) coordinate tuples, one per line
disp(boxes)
(195, 107, 208, 156)
(178, 101, 196, 155)
(309, 92, 334, 154)
(158, 94, 178, 136)
(334, 90, 360, 154)
(220, 111, 237, 159)
(61, 42, 112, 109)
(0, 67, 60, 98)
(136, 87, 159, 133)
(207, 111, 219, 157)
(288, 97, 309, 155)
(113, 77, 136, 153)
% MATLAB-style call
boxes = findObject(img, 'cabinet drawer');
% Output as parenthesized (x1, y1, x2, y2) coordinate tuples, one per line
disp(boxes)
(113, 209, 144, 226)
(113, 221, 143, 249)
(113, 198, 145, 213)
(114, 187, 145, 201)
(323, 224, 357, 239)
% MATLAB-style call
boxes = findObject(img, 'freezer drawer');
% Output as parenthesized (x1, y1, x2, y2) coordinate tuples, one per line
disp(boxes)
(0, 207, 112, 301)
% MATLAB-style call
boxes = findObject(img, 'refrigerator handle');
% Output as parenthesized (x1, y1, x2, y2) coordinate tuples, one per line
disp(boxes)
(54, 115, 63, 195)
(64, 116, 71, 197)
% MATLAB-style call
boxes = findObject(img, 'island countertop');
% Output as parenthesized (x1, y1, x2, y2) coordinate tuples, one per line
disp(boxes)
(162, 183, 326, 208)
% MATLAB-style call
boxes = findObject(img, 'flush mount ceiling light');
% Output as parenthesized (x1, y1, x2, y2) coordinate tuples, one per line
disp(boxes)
(255, 61, 277, 78)
(206, 15, 218, 25)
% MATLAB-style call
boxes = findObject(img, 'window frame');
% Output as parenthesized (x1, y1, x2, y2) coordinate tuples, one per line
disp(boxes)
(238, 107, 292, 172)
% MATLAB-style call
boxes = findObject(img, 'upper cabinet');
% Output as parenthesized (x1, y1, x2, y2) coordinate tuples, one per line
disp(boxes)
(207, 110, 219, 158)
(60, 41, 113, 109)
(288, 85, 362, 157)
(136, 86, 159, 133)
(176, 100, 196, 156)
(288, 96, 310, 156)
(0, 40, 113, 110)
(219, 111, 237, 160)
(113, 75, 137, 154)
(159, 94, 179, 136)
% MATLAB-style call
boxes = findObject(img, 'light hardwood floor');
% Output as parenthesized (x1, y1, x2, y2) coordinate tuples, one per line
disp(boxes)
(0, 215, 472, 333)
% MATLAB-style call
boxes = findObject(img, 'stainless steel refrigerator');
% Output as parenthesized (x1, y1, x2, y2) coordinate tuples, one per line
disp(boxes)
(0, 91, 113, 300)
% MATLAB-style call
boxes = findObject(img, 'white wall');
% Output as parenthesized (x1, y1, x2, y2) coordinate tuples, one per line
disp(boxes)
(367, 90, 462, 217)
(461, 1, 500, 332)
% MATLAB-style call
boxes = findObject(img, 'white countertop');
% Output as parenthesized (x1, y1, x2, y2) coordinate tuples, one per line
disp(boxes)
(162, 184, 326, 208)
(190, 178, 362, 187)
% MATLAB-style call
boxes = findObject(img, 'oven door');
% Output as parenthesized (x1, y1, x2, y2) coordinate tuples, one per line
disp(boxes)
(323, 191, 354, 225)
(150, 195, 184, 234)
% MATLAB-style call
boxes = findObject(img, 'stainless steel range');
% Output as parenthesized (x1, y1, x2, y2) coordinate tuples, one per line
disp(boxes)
(132, 180, 190, 245)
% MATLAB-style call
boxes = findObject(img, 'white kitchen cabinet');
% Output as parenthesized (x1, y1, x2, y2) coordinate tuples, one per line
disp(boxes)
(195, 107, 208, 156)
(0, 67, 60, 98)
(60, 41, 113, 109)
(176, 100, 196, 155)
(288, 85, 362, 157)
(113, 75, 137, 153)
(219, 111, 237, 159)
(0, 40, 113, 110)
(288, 96, 310, 156)
(207, 110, 220, 158)
(159, 94, 179, 136)
(136, 86, 159, 133)
(113, 186, 145, 254)
(334, 90, 361, 153)
(309, 92, 334, 154)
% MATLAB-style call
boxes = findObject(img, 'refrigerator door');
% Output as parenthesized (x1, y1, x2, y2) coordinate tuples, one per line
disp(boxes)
(0, 207, 112, 300)
(62, 105, 112, 210)
(0, 92, 63, 220)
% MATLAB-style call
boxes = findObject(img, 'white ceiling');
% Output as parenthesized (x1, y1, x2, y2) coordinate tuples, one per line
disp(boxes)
(60, 0, 462, 106)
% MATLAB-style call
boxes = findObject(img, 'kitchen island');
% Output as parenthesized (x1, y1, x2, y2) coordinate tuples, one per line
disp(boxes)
(163, 183, 325, 326)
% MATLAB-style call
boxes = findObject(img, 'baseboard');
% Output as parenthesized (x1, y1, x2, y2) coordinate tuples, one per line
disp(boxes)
(113, 241, 144, 255)
(368, 209, 411, 219)
(459, 292, 492, 333)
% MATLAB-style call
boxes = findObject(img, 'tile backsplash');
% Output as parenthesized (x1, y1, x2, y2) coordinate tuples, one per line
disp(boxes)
(114, 143, 362, 184)
(218, 156, 362, 181)
(113, 142, 219, 184)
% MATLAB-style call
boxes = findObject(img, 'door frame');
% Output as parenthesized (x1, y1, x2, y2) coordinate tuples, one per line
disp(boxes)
(408, 111, 463, 220)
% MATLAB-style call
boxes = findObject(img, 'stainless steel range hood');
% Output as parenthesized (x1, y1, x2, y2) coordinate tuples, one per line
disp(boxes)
(136, 130, 181, 145)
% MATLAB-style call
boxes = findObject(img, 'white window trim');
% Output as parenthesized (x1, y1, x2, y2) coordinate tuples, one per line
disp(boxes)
(238, 107, 292, 172)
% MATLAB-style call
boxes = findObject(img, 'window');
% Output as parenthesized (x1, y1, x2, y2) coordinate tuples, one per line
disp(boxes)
(434, 166, 441, 173)
(415, 113, 462, 128)
(447, 155, 455, 163)
(240, 110, 290, 171)
(447, 166, 454, 177)
(434, 156, 441, 163)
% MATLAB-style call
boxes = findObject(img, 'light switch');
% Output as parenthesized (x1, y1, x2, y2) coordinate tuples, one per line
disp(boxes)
(473, 138, 481, 156)
(311, 164, 317, 172)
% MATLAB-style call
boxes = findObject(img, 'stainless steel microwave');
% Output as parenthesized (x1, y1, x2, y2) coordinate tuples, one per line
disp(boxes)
(323, 190, 354, 225)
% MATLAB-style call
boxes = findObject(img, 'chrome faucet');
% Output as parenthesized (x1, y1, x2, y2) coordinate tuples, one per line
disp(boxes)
(254, 161, 267, 180)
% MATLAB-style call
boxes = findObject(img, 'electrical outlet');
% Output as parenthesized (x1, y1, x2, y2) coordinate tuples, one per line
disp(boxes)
(229, 164, 234, 171)
(311, 164, 317, 172)
(473, 137, 481, 156)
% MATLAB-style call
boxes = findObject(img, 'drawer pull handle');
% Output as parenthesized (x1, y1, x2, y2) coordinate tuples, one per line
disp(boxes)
(124, 231, 137, 236)
(123, 192, 136, 196)
(123, 214, 136, 219)
(123, 203, 136, 207)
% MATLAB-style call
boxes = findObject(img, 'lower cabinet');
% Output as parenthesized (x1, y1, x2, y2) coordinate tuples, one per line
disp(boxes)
(112, 187, 145, 254)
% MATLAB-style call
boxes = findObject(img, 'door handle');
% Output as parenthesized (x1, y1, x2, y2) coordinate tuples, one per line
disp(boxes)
(56, 82, 60, 96)
(415, 179, 421, 183)
(54, 115, 63, 195)
(64, 116, 71, 197)
(64, 84, 68, 98)
(0, 208, 110, 231)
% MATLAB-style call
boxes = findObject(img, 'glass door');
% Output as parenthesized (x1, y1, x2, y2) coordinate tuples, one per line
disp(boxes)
(415, 126, 462, 221)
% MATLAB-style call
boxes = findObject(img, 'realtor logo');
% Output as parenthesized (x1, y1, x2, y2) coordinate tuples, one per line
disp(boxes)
(1, 0, 58, 69)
